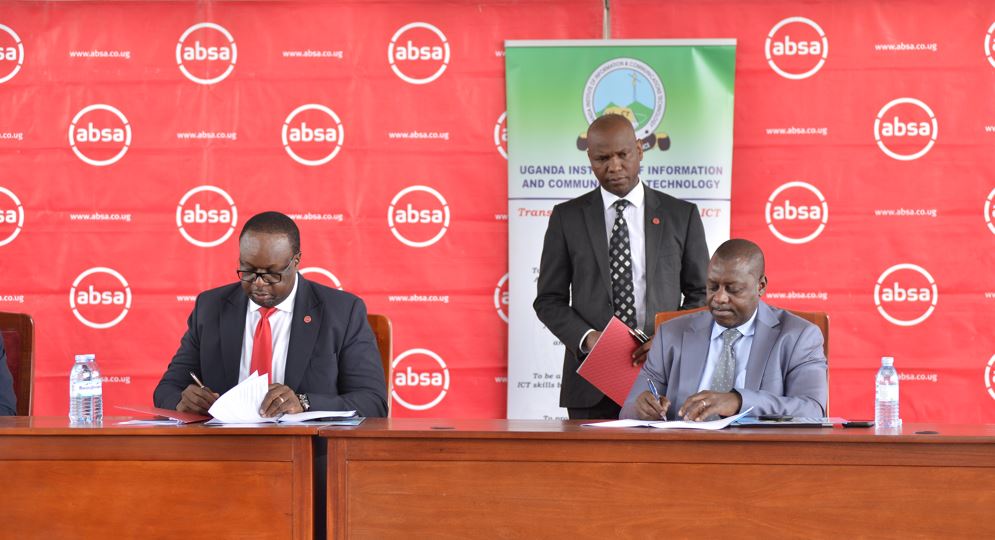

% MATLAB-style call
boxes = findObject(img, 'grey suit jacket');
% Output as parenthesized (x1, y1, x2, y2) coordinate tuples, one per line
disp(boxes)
(620, 302, 828, 420)
(153, 276, 388, 417)
(0, 339, 16, 416)
(534, 184, 709, 408)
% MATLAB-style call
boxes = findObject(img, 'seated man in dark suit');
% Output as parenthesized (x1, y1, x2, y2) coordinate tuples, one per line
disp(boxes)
(0, 339, 16, 415)
(154, 211, 388, 418)
(621, 239, 827, 421)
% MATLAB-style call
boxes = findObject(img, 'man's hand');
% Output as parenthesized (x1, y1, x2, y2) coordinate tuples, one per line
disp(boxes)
(631, 340, 652, 366)
(177, 384, 219, 415)
(634, 390, 670, 420)
(678, 390, 742, 422)
(583, 330, 602, 352)
(260, 384, 304, 417)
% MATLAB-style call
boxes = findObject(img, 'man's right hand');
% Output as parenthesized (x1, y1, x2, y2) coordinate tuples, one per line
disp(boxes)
(583, 330, 602, 352)
(177, 384, 219, 414)
(634, 390, 670, 420)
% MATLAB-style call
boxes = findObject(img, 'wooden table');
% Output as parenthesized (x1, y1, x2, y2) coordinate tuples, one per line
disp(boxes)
(0, 417, 318, 539)
(321, 419, 995, 538)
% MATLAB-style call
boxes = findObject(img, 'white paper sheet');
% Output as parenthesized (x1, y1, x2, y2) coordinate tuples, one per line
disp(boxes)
(583, 408, 753, 430)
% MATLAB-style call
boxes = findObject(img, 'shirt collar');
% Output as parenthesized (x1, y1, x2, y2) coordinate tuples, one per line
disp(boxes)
(710, 306, 758, 341)
(249, 272, 299, 314)
(600, 181, 645, 211)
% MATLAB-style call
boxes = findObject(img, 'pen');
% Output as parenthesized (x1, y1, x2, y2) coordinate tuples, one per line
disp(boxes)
(190, 371, 206, 389)
(646, 378, 660, 400)
(628, 327, 649, 344)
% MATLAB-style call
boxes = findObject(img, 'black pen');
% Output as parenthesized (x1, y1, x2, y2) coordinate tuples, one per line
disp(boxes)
(189, 371, 206, 389)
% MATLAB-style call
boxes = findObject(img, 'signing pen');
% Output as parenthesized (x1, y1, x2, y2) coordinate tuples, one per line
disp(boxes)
(189, 371, 206, 389)
(628, 327, 649, 344)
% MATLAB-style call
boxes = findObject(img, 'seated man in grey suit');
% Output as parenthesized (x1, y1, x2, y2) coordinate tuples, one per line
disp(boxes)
(621, 239, 827, 421)
(0, 339, 16, 415)
(154, 211, 388, 418)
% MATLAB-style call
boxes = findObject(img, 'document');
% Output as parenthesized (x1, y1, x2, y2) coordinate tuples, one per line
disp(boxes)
(582, 408, 753, 430)
(206, 371, 356, 424)
(116, 405, 209, 424)
(576, 316, 644, 405)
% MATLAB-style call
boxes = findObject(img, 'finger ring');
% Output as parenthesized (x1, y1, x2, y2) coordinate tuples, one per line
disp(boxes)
(279, 396, 286, 404)
(702, 401, 708, 408)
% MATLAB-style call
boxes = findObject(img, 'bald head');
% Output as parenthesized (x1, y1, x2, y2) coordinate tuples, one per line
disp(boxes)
(712, 239, 765, 280)
(586, 114, 643, 197)
(587, 113, 637, 140)
(706, 239, 768, 328)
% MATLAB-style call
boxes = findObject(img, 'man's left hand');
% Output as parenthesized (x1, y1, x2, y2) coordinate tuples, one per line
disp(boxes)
(678, 390, 741, 421)
(260, 384, 303, 417)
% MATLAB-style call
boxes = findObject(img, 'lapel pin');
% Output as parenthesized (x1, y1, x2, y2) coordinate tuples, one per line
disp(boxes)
(303, 315, 312, 323)
(652, 217, 660, 225)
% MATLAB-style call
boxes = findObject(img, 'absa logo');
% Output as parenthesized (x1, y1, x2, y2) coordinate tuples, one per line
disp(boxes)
(765, 17, 828, 80)
(387, 22, 450, 85)
(176, 22, 237, 85)
(387, 186, 450, 248)
(282, 104, 344, 166)
(69, 104, 131, 167)
(391, 348, 450, 411)
(176, 186, 238, 248)
(494, 273, 509, 323)
(764, 181, 828, 244)
(874, 264, 938, 327)
(70, 267, 132, 329)
(494, 111, 508, 159)
(299, 267, 343, 290)
(874, 98, 937, 161)
(985, 354, 995, 401)
(985, 22, 995, 68)
(985, 188, 995, 235)
(0, 24, 24, 84)
(0, 187, 24, 247)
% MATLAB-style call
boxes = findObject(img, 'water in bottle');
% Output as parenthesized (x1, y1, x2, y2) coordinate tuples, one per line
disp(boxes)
(69, 354, 103, 424)
(874, 356, 901, 428)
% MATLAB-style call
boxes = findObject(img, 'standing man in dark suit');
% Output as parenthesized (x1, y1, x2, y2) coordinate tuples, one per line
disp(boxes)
(534, 114, 710, 419)
(154, 211, 387, 418)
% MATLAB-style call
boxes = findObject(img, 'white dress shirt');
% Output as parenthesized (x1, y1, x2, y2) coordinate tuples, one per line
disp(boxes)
(239, 274, 299, 384)
(696, 307, 759, 392)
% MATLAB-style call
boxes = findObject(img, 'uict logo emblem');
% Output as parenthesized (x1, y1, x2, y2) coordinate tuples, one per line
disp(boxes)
(176, 22, 237, 85)
(765, 181, 828, 244)
(387, 186, 450, 248)
(0, 24, 24, 84)
(874, 263, 938, 327)
(70, 267, 132, 330)
(176, 186, 238, 248)
(391, 348, 450, 411)
(494, 273, 509, 323)
(0, 187, 24, 247)
(985, 355, 995, 401)
(985, 188, 995, 235)
(494, 111, 508, 160)
(69, 104, 131, 167)
(282, 104, 344, 166)
(765, 17, 828, 80)
(299, 267, 343, 290)
(874, 98, 937, 161)
(388, 22, 450, 85)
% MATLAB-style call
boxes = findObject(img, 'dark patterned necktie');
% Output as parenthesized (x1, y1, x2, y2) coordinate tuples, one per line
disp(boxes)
(609, 199, 637, 329)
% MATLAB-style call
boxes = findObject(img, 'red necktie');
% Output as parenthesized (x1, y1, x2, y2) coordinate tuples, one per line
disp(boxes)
(250, 307, 275, 381)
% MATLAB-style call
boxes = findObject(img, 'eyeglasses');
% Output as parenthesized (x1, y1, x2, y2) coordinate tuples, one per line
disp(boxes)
(236, 256, 298, 285)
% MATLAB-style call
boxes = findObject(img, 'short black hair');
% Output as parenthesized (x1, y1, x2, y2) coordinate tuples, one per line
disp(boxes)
(239, 211, 300, 254)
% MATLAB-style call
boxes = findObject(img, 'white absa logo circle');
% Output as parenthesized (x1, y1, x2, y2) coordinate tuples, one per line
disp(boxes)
(985, 188, 995, 235)
(176, 22, 237, 85)
(494, 111, 508, 159)
(874, 98, 937, 161)
(985, 354, 995, 401)
(985, 22, 995, 68)
(0, 24, 25, 84)
(70, 267, 132, 329)
(765, 16, 828, 80)
(873, 263, 938, 327)
(282, 104, 344, 166)
(387, 185, 450, 248)
(299, 267, 343, 290)
(176, 185, 238, 248)
(387, 22, 450, 85)
(391, 348, 450, 411)
(68, 104, 131, 167)
(0, 187, 24, 247)
(494, 273, 509, 323)
(764, 181, 828, 244)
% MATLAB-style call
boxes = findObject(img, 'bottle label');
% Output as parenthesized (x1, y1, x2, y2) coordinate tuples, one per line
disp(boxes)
(72, 380, 102, 398)
(876, 385, 898, 402)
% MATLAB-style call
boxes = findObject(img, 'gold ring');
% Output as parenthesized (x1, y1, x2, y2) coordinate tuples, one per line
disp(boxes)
(279, 396, 286, 404)
(702, 401, 708, 408)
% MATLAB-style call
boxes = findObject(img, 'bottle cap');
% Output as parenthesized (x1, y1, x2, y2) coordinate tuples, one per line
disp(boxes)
(881, 356, 894, 366)
(74, 354, 96, 363)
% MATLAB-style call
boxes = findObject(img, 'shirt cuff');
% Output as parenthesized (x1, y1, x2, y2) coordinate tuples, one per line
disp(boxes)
(579, 329, 597, 354)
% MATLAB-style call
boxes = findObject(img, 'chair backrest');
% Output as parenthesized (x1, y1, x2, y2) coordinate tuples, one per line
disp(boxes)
(367, 313, 392, 415)
(0, 312, 34, 416)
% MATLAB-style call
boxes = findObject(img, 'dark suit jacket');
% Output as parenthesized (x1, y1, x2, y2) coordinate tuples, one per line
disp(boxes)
(620, 302, 828, 420)
(0, 339, 16, 416)
(154, 276, 388, 417)
(534, 184, 709, 408)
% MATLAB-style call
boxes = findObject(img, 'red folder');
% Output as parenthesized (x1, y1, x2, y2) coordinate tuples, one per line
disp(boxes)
(116, 405, 210, 424)
(576, 317, 643, 406)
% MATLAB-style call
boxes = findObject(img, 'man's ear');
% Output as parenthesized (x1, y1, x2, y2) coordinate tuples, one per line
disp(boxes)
(758, 275, 768, 296)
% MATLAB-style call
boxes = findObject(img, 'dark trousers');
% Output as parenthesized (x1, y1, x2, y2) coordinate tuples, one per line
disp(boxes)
(567, 395, 622, 420)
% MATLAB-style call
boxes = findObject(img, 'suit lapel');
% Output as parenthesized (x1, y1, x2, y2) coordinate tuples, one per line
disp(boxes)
(284, 276, 320, 391)
(220, 287, 249, 389)
(642, 187, 664, 332)
(679, 313, 712, 399)
(583, 190, 613, 297)
(745, 303, 780, 390)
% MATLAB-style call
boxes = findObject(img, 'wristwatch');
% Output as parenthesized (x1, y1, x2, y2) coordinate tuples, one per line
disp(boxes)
(297, 393, 310, 411)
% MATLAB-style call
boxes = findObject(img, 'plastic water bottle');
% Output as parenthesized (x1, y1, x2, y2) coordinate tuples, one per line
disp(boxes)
(69, 354, 103, 424)
(874, 356, 901, 428)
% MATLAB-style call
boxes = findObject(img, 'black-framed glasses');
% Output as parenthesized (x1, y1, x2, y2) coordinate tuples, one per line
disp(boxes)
(236, 256, 298, 285)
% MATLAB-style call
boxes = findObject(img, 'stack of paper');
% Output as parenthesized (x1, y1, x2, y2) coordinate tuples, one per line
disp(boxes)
(583, 408, 753, 430)
(207, 371, 356, 424)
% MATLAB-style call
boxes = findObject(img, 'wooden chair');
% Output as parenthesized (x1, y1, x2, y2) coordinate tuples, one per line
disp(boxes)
(0, 312, 34, 416)
(367, 313, 392, 415)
